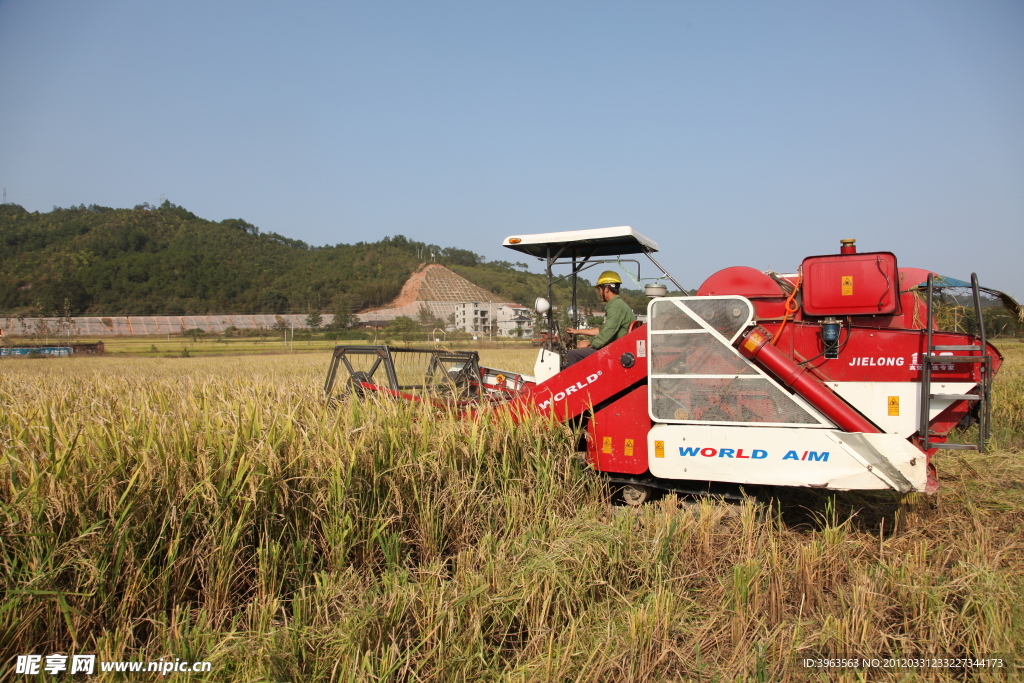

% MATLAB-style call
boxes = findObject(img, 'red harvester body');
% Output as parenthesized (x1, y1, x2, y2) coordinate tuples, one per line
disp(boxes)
(326, 228, 1016, 499)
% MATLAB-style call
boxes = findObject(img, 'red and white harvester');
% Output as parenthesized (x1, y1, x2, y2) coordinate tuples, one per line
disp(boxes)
(326, 228, 1017, 503)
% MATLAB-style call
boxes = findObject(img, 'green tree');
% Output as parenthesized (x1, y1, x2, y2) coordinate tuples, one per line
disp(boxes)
(387, 316, 419, 343)
(416, 303, 444, 330)
(305, 311, 323, 329)
(272, 318, 290, 340)
(260, 291, 290, 313)
(329, 294, 355, 329)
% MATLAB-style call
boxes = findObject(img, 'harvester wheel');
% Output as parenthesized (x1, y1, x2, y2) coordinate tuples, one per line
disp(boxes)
(348, 371, 372, 398)
(621, 484, 655, 506)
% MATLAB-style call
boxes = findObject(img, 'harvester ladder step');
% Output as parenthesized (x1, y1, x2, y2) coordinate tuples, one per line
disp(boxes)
(919, 272, 993, 454)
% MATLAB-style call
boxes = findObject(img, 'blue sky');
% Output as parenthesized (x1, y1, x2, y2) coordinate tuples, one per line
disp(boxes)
(2, 1, 1022, 296)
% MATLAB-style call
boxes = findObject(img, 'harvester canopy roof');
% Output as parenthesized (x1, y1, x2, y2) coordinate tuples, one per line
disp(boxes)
(502, 226, 659, 259)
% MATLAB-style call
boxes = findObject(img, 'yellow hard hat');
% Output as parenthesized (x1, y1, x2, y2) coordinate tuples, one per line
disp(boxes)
(596, 270, 622, 286)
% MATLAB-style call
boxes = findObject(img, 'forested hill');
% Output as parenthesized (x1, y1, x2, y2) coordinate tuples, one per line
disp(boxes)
(0, 201, 573, 317)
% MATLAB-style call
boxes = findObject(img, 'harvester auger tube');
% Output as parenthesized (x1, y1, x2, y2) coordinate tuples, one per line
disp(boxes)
(736, 326, 881, 434)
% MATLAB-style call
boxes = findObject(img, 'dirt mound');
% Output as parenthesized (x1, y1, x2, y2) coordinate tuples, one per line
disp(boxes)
(367, 264, 513, 311)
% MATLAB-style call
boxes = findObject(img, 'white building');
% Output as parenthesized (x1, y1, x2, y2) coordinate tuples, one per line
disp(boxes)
(454, 302, 533, 337)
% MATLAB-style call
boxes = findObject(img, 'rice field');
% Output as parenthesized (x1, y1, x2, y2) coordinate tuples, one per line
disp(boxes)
(1, 343, 1022, 681)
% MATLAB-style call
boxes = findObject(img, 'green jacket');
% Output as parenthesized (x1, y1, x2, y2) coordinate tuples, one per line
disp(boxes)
(592, 295, 636, 350)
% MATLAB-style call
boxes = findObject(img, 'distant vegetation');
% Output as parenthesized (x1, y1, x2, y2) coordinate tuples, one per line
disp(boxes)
(0, 201, 629, 317)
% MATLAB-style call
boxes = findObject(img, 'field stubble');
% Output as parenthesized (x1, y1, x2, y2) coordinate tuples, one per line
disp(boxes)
(1, 344, 1022, 681)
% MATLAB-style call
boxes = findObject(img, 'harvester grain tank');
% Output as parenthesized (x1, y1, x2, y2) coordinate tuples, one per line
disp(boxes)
(325, 228, 1017, 502)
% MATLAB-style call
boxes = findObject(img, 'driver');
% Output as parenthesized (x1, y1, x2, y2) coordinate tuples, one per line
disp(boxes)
(565, 271, 635, 366)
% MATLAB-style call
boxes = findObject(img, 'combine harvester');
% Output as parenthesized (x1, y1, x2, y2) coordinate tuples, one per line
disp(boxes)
(326, 228, 1017, 503)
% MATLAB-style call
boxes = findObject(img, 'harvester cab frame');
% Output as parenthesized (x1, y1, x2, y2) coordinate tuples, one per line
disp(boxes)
(502, 226, 684, 381)
(326, 226, 1018, 504)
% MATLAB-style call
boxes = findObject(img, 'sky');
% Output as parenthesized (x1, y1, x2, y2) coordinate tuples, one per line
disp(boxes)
(1, 0, 1022, 296)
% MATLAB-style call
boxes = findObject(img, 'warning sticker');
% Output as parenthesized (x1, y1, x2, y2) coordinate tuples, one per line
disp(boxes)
(887, 396, 899, 416)
(636, 340, 646, 358)
(654, 440, 665, 458)
(624, 438, 634, 456)
(841, 276, 854, 296)
(602, 436, 613, 454)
